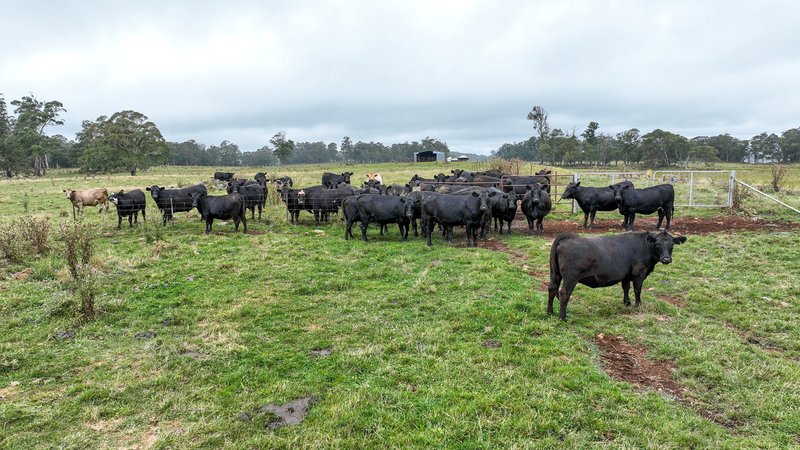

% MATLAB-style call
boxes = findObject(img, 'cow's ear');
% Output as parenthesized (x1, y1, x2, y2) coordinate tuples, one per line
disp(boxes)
(119, 189, 124, 194)
(62, 189, 67, 192)
(472, 191, 479, 197)
(488, 191, 496, 197)
(575, 181, 580, 187)
(525, 185, 532, 191)
(607, 185, 614, 189)
(645, 233, 658, 244)
(160, 186, 165, 190)
(146, 187, 151, 191)
(673, 236, 687, 245)
(546, 170, 552, 174)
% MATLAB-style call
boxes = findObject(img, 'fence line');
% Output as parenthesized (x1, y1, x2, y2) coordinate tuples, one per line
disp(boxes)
(735, 179, 800, 215)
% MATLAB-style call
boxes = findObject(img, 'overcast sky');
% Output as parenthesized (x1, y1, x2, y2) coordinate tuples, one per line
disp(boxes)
(2, 0, 799, 155)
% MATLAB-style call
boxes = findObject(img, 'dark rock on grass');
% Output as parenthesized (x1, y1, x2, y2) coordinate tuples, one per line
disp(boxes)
(309, 347, 333, 358)
(257, 396, 315, 430)
(235, 412, 251, 422)
(53, 330, 75, 340)
(483, 339, 501, 349)
(161, 319, 175, 327)
(134, 331, 156, 340)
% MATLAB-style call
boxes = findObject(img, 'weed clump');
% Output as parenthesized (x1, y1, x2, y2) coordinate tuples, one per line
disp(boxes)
(0, 218, 51, 263)
(771, 164, 787, 192)
(59, 221, 96, 320)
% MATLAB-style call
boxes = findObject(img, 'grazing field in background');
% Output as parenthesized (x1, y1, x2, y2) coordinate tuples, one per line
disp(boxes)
(1, 162, 799, 448)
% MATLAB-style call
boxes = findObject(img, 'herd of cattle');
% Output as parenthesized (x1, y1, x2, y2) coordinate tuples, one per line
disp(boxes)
(61, 168, 684, 319)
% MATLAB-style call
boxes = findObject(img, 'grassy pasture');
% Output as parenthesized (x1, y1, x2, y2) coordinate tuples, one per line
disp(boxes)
(1, 163, 799, 448)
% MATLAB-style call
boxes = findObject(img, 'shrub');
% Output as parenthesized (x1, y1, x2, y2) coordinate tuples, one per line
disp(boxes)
(141, 209, 165, 243)
(0, 218, 51, 263)
(58, 221, 96, 320)
(771, 164, 787, 192)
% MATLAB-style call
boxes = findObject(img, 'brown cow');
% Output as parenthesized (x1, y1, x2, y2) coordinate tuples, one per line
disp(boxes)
(366, 172, 383, 184)
(63, 188, 109, 218)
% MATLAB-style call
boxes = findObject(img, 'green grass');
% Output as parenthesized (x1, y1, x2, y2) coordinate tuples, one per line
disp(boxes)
(1, 163, 799, 448)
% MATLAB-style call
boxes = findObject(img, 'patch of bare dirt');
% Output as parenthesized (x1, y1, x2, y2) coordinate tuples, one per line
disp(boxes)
(309, 347, 333, 358)
(656, 293, 686, 307)
(723, 322, 797, 360)
(595, 333, 740, 428)
(482, 339, 502, 349)
(256, 396, 315, 430)
(509, 214, 799, 237)
(595, 333, 683, 397)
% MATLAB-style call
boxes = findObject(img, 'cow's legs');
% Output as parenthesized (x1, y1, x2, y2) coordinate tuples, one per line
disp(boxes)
(241, 214, 247, 233)
(128, 214, 133, 227)
(547, 273, 562, 316)
(526, 216, 533, 236)
(633, 277, 644, 307)
(141, 209, 146, 222)
(558, 279, 578, 320)
(205, 219, 212, 233)
(665, 206, 673, 231)
(656, 208, 665, 229)
(627, 213, 636, 231)
(589, 209, 597, 228)
(583, 211, 590, 228)
(622, 280, 631, 306)
(361, 222, 369, 242)
(117, 214, 123, 229)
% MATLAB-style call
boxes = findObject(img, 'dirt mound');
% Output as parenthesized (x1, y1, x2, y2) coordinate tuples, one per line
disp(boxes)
(510, 214, 799, 236)
(595, 333, 683, 398)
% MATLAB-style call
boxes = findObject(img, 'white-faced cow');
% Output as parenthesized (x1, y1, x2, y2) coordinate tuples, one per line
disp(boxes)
(548, 231, 687, 320)
(108, 189, 146, 228)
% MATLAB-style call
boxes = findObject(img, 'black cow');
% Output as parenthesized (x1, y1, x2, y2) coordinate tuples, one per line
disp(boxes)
(227, 179, 266, 221)
(486, 188, 517, 235)
(300, 185, 356, 225)
(521, 184, 552, 235)
(273, 175, 293, 189)
(422, 191, 495, 247)
(255, 172, 269, 188)
(322, 172, 353, 188)
(214, 171, 235, 182)
(108, 189, 146, 228)
(548, 231, 687, 320)
(146, 184, 208, 225)
(355, 195, 414, 241)
(560, 181, 619, 228)
(474, 169, 503, 178)
(386, 183, 407, 196)
(405, 190, 437, 237)
(611, 182, 675, 231)
(501, 170, 552, 195)
(451, 169, 475, 181)
(191, 192, 247, 233)
(279, 187, 302, 224)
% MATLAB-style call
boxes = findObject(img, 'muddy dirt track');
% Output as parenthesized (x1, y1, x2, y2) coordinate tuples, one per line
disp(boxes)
(503, 214, 799, 237)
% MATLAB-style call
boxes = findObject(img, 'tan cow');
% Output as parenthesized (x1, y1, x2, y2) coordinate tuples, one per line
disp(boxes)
(366, 172, 383, 184)
(63, 188, 109, 217)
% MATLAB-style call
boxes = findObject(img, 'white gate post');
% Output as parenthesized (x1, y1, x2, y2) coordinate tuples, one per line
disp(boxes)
(728, 171, 736, 208)
(572, 173, 579, 214)
(688, 171, 694, 206)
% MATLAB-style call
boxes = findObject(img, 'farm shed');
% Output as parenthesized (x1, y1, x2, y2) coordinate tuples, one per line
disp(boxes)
(414, 151, 445, 162)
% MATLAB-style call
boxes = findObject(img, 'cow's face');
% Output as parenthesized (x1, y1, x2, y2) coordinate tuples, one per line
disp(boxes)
(342, 172, 352, 184)
(536, 169, 552, 176)
(473, 191, 494, 212)
(402, 198, 415, 219)
(297, 190, 306, 206)
(146, 186, 164, 199)
(561, 182, 579, 200)
(108, 191, 124, 205)
(610, 181, 633, 204)
(647, 232, 687, 265)
(190, 192, 204, 208)
(63, 189, 74, 200)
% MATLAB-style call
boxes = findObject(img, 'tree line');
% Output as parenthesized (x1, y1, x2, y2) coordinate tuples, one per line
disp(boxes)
(2, 94, 798, 178)
(493, 106, 800, 165)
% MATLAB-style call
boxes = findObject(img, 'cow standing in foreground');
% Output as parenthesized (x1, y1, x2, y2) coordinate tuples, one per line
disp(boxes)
(191, 192, 247, 233)
(108, 189, 146, 228)
(422, 191, 495, 247)
(227, 179, 266, 221)
(63, 188, 109, 218)
(611, 181, 675, 231)
(356, 195, 414, 241)
(560, 181, 619, 228)
(548, 231, 687, 320)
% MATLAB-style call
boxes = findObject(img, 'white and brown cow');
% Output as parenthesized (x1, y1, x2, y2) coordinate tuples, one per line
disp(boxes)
(366, 172, 383, 185)
(63, 188, 109, 218)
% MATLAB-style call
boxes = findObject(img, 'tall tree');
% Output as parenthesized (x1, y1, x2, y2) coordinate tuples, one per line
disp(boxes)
(615, 128, 641, 164)
(271, 131, 295, 165)
(421, 136, 450, 161)
(780, 127, 800, 163)
(340, 136, 354, 162)
(212, 140, 241, 166)
(10, 94, 66, 176)
(78, 111, 168, 175)
(0, 94, 18, 177)
(527, 106, 550, 164)
(581, 121, 600, 164)
(640, 129, 690, 167)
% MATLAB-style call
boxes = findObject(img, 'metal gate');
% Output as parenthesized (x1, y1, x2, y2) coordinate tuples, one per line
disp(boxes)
(650, 170, 735, 208)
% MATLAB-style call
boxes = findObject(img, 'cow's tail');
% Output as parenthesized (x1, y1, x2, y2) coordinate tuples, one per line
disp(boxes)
(549, 233, 573, 293)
